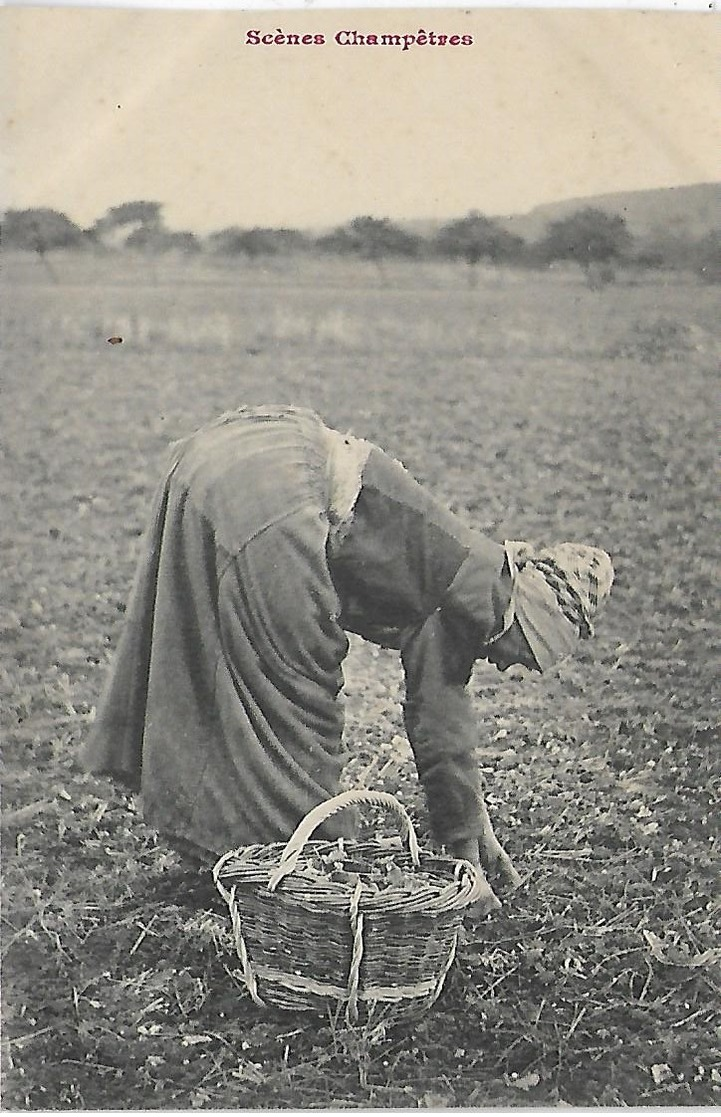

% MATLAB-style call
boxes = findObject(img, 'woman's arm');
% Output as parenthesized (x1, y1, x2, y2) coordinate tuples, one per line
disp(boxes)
(400, 610, 520, 899)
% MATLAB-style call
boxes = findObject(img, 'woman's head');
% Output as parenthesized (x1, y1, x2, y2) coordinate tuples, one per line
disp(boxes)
(485, 541, 614, 673)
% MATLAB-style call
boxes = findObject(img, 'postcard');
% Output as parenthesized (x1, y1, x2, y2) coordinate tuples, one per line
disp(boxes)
(2, 6, 719, 1111)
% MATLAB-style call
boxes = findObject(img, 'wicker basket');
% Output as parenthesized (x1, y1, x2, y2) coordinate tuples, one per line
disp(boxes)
(212, 789, 485, 1024)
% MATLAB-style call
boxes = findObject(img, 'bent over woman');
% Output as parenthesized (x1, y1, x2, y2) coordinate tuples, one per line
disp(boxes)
(82, 405, 613, 912)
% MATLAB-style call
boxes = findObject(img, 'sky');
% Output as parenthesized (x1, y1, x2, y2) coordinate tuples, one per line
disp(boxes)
(2, 7, 720, 233)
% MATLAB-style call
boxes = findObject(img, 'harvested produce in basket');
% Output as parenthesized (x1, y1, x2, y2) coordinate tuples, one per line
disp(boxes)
(302, 848, 438, 893)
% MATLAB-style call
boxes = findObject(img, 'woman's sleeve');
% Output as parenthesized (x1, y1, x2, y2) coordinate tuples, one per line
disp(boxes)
(400, 608, 489, 848)
(327, 442, 512, 846)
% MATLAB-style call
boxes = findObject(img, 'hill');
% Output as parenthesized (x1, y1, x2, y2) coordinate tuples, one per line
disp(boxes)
(499, 183, 721, 242)
(404, 183, 720, 244)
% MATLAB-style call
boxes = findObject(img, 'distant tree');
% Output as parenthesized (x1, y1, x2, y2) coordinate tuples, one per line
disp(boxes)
(125, 227, 200, 254)
(207, 226, 306, 259)
(264, 228, 308, 254)
(89, 201, 164, 248)
(352, 216, 420, 260)
(626, 247, 666, 271)
(206, 227, 244, 254)
(317, 217, 421, 261)
(435, 212, 524, 264)
(433, 211, 524, 285)
(315, 228, 357, 255)
(168, 231, 201, 255)
(628, 225, 696, 272)
(237, 228, 279, 259)
(538, 207, 632, 284)
(97, 201, 163, 231)
(2, 208, 86, 252)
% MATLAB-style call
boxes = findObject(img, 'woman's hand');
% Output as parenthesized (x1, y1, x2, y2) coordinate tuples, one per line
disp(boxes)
(450, 826, 522, 923)
(475, 798, 523, 890)
(478, 830, 522, 889)
(449, 837, 502, 919)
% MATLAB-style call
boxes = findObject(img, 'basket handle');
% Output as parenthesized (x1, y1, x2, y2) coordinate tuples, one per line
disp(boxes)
(267, 789, 421, 892)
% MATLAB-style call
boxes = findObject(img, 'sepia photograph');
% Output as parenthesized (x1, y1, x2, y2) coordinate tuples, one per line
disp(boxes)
(2, 5, 720, 1108)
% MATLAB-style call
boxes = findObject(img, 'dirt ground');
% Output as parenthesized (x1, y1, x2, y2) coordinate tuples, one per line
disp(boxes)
(2, 251, 719, 1108)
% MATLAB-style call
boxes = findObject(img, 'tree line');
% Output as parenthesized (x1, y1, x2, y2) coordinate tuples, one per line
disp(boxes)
(3, 199, 720, 283)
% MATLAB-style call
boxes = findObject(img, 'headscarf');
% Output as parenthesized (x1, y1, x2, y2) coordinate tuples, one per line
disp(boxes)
(488, 541, 614, 672)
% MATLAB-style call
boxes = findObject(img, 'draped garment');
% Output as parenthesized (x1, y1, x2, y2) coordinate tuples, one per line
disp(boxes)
(82, 406, 509, 856)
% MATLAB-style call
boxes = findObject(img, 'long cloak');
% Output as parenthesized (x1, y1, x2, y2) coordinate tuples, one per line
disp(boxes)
(82, 407, 353, 855)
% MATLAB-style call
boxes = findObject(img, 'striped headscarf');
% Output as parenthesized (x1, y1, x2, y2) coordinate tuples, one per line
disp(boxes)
(490, 541, 614, 672)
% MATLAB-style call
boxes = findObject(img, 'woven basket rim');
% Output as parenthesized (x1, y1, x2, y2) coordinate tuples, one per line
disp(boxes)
(214, 838, 479, 916)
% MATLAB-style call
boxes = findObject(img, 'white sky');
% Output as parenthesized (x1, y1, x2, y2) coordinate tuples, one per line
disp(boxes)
(2, 7, 719, 232)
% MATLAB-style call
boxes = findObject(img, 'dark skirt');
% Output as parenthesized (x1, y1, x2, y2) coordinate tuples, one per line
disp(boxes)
(82, 407, 354, 857)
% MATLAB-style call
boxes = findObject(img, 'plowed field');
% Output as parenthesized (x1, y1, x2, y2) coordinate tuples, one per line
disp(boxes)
(2, 252, 719, 1108)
